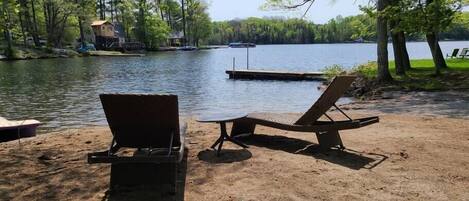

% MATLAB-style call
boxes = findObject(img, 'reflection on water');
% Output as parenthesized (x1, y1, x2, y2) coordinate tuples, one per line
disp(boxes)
(1, 42, 468, 132)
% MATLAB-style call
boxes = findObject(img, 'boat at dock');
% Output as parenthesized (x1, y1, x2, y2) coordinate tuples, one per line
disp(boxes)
(228, 42, 256, 48)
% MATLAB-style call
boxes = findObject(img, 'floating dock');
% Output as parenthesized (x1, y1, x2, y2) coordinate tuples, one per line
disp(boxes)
(226, 69, 325, 81)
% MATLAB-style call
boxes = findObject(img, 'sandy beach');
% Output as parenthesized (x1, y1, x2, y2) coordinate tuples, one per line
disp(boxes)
(1, 92, 469, 201)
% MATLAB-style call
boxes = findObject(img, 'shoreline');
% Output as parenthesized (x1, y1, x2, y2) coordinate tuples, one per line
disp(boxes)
(2, 40, 468, 61)
(20, 88, 469, 135)
(0, 46, 228, 61)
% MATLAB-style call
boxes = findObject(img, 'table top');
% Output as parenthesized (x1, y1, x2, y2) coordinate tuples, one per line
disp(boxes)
(197, 112, 247, 123)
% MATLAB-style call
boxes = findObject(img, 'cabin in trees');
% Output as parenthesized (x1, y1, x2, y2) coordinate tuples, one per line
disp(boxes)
(168, 31, 185, 47)
(91, 20, 125, 50)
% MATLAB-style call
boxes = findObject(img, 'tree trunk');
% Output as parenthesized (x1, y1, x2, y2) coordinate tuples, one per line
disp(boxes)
(391, 31, 405, 75)
(3, 0, 14, 58)
(110, 0, 114, 22)
(76, 0, 85, 47)
(156, 0, 164, 20)
(78, 18, 85, 47)
(181, 0, 186, 46)
(30, 0, 40, 46)
(99, 0, 105, 20)
(18, 12, 28, 46)
(18, 0, 31, 45)
(166, 0, 172, 28)
(138, 0, 147, 46)
(398, 31, 411, 70)
(426, 32, 447, 75)
(376, 0, 393, 82)
(4, 28, 13, 57)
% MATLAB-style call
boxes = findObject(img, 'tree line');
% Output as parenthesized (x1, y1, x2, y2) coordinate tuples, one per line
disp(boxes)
(208, 11, 469, 45)
(0, 0, 212, 56)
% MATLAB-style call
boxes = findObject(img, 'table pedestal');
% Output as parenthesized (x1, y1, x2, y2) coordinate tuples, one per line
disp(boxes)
(210, 122, 248, 156)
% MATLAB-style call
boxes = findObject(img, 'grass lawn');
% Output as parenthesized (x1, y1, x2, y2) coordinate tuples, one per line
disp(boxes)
(354, 59, 469, 90)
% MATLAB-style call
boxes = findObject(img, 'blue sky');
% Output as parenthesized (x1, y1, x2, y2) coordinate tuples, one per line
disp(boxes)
(207, 0, 371, 24)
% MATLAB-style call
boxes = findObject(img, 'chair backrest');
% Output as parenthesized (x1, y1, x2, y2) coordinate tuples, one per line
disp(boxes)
(460, 48, 469, 56)
(294, 76, 356, 125)
(100, 94, 181, 149)
(451, 49, 460, 57)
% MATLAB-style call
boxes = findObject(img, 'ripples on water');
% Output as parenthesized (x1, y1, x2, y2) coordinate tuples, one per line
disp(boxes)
(1, 42, 468, 132)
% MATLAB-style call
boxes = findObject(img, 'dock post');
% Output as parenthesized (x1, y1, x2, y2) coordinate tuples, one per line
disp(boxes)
(232, 57, 236, 71)
(246, 46, 249, 70)
(232, 57, 236, 79)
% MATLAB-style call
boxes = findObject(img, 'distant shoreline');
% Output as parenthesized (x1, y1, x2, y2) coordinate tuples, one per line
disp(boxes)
(2, 41, 469, 61)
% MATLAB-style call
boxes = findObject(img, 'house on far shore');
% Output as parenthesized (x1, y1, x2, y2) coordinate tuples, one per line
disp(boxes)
(91, 20, 125, 50)
(168, 31, 185, 47)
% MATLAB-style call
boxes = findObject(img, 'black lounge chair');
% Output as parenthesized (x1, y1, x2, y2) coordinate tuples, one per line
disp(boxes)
(231, 76, 379, 150)
(447, 48, 459, 58)
(87, 94, 186, 193)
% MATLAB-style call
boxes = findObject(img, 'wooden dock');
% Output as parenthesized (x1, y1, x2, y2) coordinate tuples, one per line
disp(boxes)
(87, 51, 144, 57)
(226, 69, 325, 81)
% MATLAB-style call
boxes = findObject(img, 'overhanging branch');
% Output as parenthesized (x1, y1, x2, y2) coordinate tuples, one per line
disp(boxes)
(285, 0, 316, 9)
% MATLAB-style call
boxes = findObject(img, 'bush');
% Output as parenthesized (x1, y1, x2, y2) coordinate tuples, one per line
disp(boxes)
(351, 62, 377, 78)
(323, 64, 347, 80)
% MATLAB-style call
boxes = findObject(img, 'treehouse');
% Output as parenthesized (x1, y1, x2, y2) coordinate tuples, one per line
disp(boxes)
(91, 20, 125, 50)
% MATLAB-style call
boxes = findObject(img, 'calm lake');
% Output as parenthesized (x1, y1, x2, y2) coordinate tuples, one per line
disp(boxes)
(1, 41, 468, 132)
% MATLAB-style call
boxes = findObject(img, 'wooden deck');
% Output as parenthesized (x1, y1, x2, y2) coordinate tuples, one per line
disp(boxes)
(226, 69, 325, 81)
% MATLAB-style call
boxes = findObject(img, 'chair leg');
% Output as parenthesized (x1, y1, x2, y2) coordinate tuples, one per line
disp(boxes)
(231, 118, 256, 137)
(316, 130, 344, 150)
(170, 163, 178, 195)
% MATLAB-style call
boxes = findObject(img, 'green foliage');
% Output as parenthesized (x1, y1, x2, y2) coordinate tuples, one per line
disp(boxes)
(144, 15, 170, 49)
(313, 14, 376, 43)
(116, 0, 136, 40)
(186, 0, 211, 46)
(209, 17, 314, 45)
(209, 13, 375, 45)
(383, 0, 463, 34)
(322, 64, 347, 79)
(352, 62, 378, 79)
(440, 11, 469, 40)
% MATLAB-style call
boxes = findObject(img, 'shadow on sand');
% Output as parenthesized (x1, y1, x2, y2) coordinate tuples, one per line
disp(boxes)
(102, 149, 189, 201)
(197, 149, 252, 164)
(238, 134, 387, 170)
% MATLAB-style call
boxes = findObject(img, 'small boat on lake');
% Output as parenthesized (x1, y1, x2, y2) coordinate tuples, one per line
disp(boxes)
(0, 117, 41, 142)
(229, 42, 256, 48)
(177, 46, 198, 51)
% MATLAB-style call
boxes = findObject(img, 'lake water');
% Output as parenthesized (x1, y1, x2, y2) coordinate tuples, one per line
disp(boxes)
(1, 41, 468, 132)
